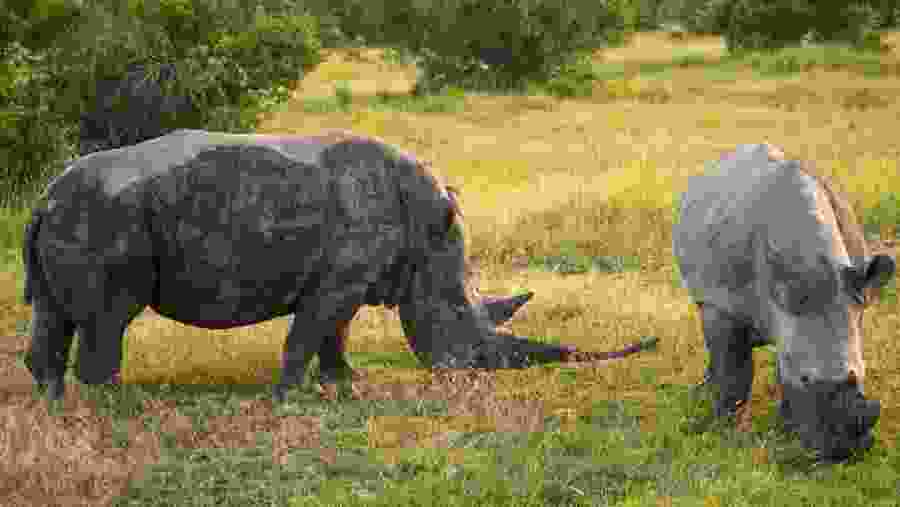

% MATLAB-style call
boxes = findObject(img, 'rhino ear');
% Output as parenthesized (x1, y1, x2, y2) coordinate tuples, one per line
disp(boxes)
(862, 255, 896, 289)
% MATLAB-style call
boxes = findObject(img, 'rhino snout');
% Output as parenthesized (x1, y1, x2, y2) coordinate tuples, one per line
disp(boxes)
(781, 379, 880, 462)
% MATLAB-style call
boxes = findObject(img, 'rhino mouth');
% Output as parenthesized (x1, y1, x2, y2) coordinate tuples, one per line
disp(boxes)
(779, 381, 880, 462)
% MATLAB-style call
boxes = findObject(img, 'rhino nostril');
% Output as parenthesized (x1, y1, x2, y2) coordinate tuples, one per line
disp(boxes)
(800, 375, 810, 385)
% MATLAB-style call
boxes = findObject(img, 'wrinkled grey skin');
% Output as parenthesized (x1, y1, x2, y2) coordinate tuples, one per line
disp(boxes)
(23, 130, 576, 402)
(79, 63, 200, 156)
(674, 144, 894, 462)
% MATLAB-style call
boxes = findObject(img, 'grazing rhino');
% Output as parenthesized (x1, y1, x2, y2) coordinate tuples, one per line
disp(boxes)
(674, 143, 895, 462)
(79, 62, 200, 156)
(23, 129, 657, 402)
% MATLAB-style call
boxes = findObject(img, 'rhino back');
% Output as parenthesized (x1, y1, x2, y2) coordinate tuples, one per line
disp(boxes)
(145, 135, 414, 325)
(674, 145, 827, 319)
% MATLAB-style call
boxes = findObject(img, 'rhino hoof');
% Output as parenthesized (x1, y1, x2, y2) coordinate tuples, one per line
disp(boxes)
(319, 367, 363, 384)
(272, 384, 289, 403)
(46, 379, 66, 401)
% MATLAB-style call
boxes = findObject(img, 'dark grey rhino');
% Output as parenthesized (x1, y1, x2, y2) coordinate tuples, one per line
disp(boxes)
(674, 143, 895, 462)
(22, 129, 657, 402)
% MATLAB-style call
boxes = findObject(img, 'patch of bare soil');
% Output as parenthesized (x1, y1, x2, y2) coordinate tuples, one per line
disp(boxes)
(0, 334, 578, 506)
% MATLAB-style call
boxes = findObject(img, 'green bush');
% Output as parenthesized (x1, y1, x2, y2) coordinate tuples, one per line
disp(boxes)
(0, 0, 322, 202)
(0, 0, 85, 52)
(323, 0, 627, 94)
(658, 0, 733, 34)
(658, 0, 881, 48)
(539, 53, 599, 98)
(871, 0, 900, 28)
(0, 43, 78, 205)
(633, 0, 665, 30)
(722, 0, 880, 52)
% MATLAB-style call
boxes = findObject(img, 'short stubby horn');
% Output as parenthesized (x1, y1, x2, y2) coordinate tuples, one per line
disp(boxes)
(480, 291, 534, 325)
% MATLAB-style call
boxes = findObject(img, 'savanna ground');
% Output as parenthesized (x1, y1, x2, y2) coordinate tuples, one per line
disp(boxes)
(3, 31, 900, 506)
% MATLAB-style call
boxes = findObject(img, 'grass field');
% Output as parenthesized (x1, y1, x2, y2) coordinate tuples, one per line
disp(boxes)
(2, 31, 900, 506)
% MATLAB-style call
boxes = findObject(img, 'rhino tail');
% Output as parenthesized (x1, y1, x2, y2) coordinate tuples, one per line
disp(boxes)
(23, 208, 45, 304)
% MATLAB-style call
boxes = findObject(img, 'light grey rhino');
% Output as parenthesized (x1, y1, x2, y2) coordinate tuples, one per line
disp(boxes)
(674, 143, 895, 462)
(22, 129, 658, 402)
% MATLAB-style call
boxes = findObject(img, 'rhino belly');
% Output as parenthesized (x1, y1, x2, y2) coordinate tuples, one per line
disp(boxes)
(151, 271, 302, 329)
(150, 224, 328, 329)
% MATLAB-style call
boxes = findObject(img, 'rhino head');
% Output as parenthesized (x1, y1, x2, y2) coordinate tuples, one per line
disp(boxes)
(759, 155, 896, 462)
(396, 185, 572, 369)
(768, 251, 893, 462)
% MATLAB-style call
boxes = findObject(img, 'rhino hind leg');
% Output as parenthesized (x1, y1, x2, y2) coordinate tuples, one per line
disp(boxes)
(74, 300, 145, 386)
(26, 296, 77, 400)
(700, 304, 755, 420)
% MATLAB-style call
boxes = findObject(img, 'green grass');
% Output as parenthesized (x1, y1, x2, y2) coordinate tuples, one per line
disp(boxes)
(296, 83, 467, 114)
(86, 375, 899, 507)
(527, 240, 642, 275)
(733, 44, 891, 77)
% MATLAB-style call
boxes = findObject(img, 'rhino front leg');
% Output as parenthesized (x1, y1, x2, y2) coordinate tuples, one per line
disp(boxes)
(26, 296, 77, 400)
(700, 304, 754, 420)
(274, 286, 367, 403)
(317, 311, 364, 384)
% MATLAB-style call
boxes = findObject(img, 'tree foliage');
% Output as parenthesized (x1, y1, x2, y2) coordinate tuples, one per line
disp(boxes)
(0, 0, 322, 203)
(318, 0, 629, 93)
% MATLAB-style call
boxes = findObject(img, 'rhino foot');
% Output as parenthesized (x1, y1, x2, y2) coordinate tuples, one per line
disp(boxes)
(23, 351, 69, 401)
(319, 365, 364, 384)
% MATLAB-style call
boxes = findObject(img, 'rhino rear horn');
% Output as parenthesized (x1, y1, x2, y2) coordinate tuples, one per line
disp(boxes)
(480, 291, 534, 325)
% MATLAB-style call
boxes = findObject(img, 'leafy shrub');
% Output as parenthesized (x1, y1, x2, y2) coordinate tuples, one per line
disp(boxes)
(0, 43, 78, 204)
(540, 53, 599, 98)
(871, 0, 900, 29)
(658, 0, 733, 34)
(632, 0, 666, 30)
(324, 0, 628, 94)
(0, 0, 322, 200)
(723, 0, 880, 52)
(1, 0, 85, 52)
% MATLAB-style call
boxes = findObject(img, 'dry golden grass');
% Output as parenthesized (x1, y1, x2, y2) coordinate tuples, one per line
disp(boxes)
(257, 31, 900, 445)
(599, 32, 728, 65)
(3, 32, 900, 505)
